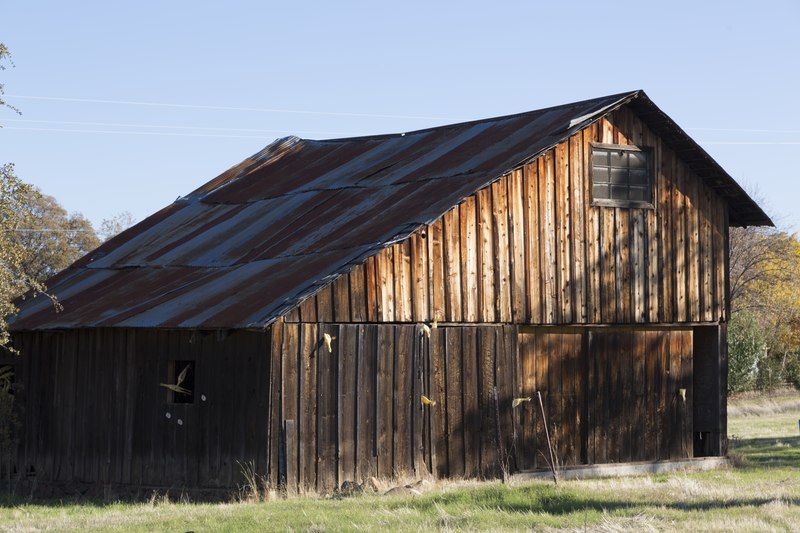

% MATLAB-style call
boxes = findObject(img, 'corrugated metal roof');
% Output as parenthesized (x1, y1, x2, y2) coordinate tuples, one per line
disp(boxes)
(10, 90, 772, 330)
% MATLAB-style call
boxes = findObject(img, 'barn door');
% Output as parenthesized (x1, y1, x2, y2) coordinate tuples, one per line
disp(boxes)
(587, 328, 693, 464)
(516, 327, 694, 471)
(516, 329, 585, 471)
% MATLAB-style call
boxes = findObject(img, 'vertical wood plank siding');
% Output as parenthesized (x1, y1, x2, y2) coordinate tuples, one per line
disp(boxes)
(266, 323, 516, 491)
(9, 324, 515, 492)
(285, 105, 728, 326)
(10, 329, 272, 492)
(270, 323, 695, 489)
(517, 327, 693, 468)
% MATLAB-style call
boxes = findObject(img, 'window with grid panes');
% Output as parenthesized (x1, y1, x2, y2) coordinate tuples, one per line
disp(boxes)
(591, 144, 653, 208)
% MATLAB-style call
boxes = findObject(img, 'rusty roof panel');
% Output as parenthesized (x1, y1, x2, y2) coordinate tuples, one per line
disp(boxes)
(10, 90, 771, 330)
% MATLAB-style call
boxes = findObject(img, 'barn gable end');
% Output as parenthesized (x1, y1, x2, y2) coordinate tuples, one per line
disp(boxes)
(285, 104, 731, 327)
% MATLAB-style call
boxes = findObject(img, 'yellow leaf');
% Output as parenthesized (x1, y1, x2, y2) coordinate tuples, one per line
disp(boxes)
(421, 395, 436, 406)
(176, 363, 191, 386)
(512, 397, 531, 408)
(160, 383, 191, 395)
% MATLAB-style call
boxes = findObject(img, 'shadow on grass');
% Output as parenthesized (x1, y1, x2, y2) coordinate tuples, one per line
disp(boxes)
(392, 484, 800, 518)
(0, 488, 212, 509)
(730, 435, 800, 469)
(1, 436, 796, 512)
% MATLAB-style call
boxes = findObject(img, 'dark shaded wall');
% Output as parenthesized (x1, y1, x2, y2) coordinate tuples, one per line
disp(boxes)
(9, 328, 271, 492)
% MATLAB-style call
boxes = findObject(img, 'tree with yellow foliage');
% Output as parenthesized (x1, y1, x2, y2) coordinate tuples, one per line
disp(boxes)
(729, 226, 800, 390)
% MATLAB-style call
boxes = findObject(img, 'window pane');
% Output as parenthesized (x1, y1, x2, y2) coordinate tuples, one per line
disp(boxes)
(630, 169, 648, 185)
(593, 184, 610, 199)
(611, 185, 628, 200)
(610, 150, 626, 167)
(629, 151, 648, 168)
(592, 149, 609, 167)
(611, 168, 628, 184)
(593, 167, 610, 183)
(629, 186, 649, 201)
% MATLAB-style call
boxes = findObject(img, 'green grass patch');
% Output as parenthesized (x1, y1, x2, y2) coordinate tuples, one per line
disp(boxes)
(2, 393, 800, 531)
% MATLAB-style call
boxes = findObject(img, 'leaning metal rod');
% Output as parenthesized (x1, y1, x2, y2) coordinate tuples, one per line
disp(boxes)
(493, 386, 506, 481)
(537, 391, 558, 486)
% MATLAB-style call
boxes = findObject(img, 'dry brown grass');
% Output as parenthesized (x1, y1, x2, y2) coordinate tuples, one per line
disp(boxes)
(728, 388, 800, 417)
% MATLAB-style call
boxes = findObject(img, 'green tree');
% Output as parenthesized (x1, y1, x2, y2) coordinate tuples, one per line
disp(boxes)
(99, 211, 135, 242)
(729, 225, 800, 391)
(728, 311, 766, 393)
(14, 189, 100, 284)
(0, 43, 19, 116)
(0, 164, 57, 348)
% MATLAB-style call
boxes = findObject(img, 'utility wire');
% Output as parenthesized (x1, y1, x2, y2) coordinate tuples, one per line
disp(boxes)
(5, 127, 799, 144)
(1, 126, 273, 139)
(6, 95, 797, 133)
(1, 118, 354, 136)
(699, 141, 800, 145)
(5, 94, 457, 121)
(14, 229, 97, 233)
(687, 127, 800, 134)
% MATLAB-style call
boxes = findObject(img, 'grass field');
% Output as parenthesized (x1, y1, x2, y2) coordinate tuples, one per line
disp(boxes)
(1, 392, 799, 532)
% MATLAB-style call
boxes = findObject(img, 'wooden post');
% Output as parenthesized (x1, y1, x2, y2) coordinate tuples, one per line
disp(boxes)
(284, 420, 297, 494)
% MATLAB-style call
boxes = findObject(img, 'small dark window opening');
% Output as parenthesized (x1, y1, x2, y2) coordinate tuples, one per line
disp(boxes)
(167, 360, 195, 404)
(591, 144, 653, 208)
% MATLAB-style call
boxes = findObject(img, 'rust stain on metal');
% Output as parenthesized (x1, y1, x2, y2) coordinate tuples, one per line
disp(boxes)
(10, 90, 771, 330)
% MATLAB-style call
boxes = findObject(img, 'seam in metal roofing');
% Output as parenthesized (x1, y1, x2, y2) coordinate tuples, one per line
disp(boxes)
(10, 90, 771, 330)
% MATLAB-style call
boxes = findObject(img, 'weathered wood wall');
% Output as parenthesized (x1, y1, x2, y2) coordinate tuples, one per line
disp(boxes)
(10, 322, 707, 492)
(286, 105, 729, 327)
(10, 323, 519, 493)
(9, 328, 271, 491)
(516, 327, 694, 471)
(269, 322, 517, 493)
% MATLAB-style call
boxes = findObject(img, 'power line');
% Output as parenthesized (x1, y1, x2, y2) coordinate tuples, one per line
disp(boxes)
(2, 118, 354, 136)
(1, 126, 273, 139)
(688, 127, 800, 134)
(14, 229, 96, 233)
(5, 126, 799, 145)
(5, 94, 457, 121)
(6, 95, 796, 132)
(699, 141, 800, 145)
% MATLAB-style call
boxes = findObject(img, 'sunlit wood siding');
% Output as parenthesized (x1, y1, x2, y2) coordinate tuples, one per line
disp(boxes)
(267, 322, 517, 493)
(286, 105, 729, 326)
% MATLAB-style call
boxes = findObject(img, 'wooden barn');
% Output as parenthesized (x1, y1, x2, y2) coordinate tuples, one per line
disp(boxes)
(5, 90, 771, 495)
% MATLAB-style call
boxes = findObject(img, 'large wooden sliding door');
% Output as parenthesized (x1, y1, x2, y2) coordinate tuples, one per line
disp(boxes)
(517, 327, 694, 471)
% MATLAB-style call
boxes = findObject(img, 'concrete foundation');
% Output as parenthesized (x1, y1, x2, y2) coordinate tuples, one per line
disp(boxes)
(510, 457, 729, 482)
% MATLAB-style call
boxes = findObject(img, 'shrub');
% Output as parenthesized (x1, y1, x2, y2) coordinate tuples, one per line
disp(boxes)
(728, 311, 767, 393)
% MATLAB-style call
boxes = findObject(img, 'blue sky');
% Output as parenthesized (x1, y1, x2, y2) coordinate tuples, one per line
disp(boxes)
(2, 1, 799, 231)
